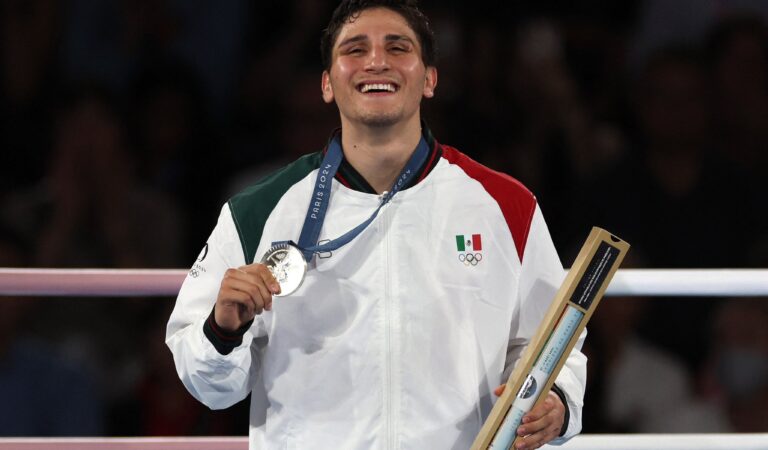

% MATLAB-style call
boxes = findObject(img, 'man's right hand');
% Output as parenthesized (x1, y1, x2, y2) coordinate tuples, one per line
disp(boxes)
(214, 263, 281, 331)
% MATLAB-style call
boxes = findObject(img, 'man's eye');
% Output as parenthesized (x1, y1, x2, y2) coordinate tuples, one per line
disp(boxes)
(348, 47, 364, 54)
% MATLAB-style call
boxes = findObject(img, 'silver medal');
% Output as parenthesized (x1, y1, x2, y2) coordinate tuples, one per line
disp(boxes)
(260, 243, 307, 297)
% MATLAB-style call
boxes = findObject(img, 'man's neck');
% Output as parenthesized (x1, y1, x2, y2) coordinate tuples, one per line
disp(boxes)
(340, 118, 423, 194)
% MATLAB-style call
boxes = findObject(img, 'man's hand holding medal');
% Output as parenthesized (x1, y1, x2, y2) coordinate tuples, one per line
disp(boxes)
(214, 263, 280, 331)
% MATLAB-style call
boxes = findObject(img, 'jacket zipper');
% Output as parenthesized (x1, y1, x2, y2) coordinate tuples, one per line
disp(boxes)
(382, 197, 395, 450)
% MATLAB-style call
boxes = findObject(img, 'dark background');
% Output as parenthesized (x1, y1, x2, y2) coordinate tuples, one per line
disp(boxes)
(1, 0, 767, 436)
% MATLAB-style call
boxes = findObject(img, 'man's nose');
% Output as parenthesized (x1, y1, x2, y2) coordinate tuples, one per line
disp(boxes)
(365, 46, 390, 72)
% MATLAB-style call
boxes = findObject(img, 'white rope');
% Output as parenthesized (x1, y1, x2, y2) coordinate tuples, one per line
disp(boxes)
(609, 269, 768, 297)
(0, 268, 185, 297)
(550, 433, 768, 449)
(0, 436, 245, 449)
(1, 434, 767, 449)
(0, 268, 766, 297)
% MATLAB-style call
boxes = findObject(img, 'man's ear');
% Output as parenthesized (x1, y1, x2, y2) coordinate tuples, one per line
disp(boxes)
(321, 71, 335, 103)
(423, 66, 438, 98)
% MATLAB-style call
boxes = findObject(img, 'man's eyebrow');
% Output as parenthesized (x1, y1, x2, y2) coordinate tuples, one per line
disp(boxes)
(337, 34, 368, 48)
(385, 34, 415, 44)
(337, 34, 416, 48)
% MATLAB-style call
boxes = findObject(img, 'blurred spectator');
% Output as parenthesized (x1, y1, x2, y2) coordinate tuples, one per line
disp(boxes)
(570, 46, 753, 372)
(0, 85, 186, 431)
(573, 45, 739, 267)
(2, 84, 183, 268)
(107, 303, 249, 435)
(631, 0, 768, 68)
(583, 294, 698, 432)
(691, 249, 768, 432)
(0, 0, 62, 197)
(0, 224, 104, 435)
(692, 299, 768, 432)
(580, 252, 717, 433)
(61, 0, 248, 111)
(226, 1, 336, 187)
(706, 14, 768, 243)
(487, 18, 628, 250)
(708, 13, 768, 171)
(129, 60, 222, 255)
(227, 70, 338, 197)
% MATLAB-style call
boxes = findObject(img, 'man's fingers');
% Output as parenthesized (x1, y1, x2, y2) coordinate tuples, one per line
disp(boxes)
(215, 290, 255, 331)
(219, 287, 254, 308)
(494, 385, 505, 396)
(515, 422, 557, 450)
(230, 267, 274, 298)
(515, 426, 557, 450)
(240, 267, 277, 310)
(241, 264, 280, 292)
(227, 277, 270, 313)
(259, 267, 281, 294)
(219, 287, 258, 315)
(517, 410, 560, 437)
(216, 264, 280, 331)
(220, 269, 272, 311)
(522, 397, 553, 423)
(515, 395, 563, 449)
(252, 265, 281, 303)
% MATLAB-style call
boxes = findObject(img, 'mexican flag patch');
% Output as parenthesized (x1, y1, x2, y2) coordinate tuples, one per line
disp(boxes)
(456, 234, 482, 252)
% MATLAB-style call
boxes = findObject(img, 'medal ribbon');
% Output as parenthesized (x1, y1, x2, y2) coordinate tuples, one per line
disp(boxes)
(287, 134, 430, 262)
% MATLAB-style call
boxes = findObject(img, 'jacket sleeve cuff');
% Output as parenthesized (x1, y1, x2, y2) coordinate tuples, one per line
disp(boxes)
(551, 384, 570, 437)
(202, 307, 254, 355)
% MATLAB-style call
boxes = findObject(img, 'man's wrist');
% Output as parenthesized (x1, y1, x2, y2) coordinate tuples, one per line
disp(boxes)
(550, 384, 570, 437)
(203, 306, 253, 355)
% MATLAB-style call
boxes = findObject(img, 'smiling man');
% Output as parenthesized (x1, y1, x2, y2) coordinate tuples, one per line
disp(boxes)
(166, 1, 586, 449)
(320, 4, 437, 194)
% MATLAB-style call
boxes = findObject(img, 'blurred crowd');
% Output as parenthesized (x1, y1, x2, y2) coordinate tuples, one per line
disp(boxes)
(1, 0, 767, 437)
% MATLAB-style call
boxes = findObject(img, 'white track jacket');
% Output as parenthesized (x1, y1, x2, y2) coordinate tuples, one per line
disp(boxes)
(167, 132, 587, 449)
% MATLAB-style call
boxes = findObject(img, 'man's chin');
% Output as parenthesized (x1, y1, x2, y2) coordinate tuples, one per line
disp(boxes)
(358, 113, 401, 128)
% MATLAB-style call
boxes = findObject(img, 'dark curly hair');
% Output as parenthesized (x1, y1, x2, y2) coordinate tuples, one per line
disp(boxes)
(320, 0, 436, 70)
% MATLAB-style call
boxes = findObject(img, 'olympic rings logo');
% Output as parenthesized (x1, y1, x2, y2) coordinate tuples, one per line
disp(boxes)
(458, 252, 482, 266)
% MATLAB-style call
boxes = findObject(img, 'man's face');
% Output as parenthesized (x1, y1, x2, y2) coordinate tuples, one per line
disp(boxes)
(321, 7, 437, 128)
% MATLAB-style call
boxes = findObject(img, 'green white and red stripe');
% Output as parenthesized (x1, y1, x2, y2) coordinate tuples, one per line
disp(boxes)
(456, 234, 482, 252)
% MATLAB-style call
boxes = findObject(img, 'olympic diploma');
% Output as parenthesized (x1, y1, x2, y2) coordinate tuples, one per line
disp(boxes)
(472, 227, 630, 450)
(260, 243, 307, 297)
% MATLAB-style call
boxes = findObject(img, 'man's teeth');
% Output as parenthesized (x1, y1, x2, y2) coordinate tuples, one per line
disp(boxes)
(360, 83, 396, 93)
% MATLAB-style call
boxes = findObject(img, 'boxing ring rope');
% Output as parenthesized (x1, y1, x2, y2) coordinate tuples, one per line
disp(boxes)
(1, 434, 767, 450)
(0, 437, 246, 450)
(554, 434, 768, 449)
(0, 268, 766, 297)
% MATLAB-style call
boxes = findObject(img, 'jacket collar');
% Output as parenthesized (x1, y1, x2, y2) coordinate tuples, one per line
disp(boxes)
(324, 123, 443, 194)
